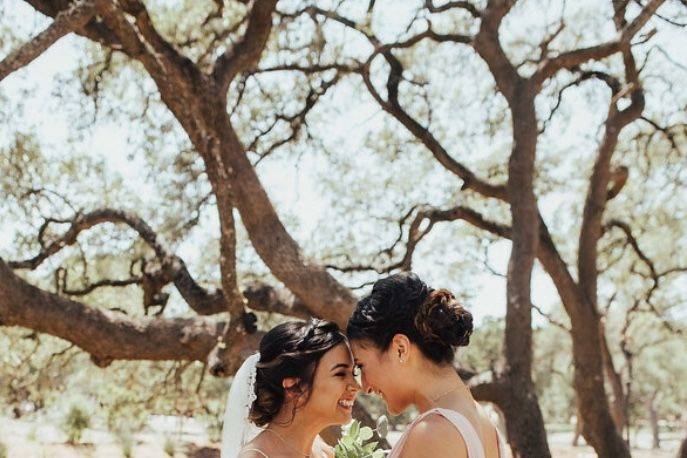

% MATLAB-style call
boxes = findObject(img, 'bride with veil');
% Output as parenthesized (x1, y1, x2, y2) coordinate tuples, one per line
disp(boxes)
(221, 319, 360, 458)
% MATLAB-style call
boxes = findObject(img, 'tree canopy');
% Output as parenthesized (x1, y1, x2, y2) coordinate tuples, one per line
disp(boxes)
(1, 1, 686, 457)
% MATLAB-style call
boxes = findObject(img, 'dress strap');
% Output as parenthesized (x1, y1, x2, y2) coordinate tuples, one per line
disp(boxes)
(388, 408, 487, 458)
(432, 408, 487, 458)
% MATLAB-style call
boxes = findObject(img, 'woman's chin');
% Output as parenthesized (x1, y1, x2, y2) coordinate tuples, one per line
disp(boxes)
(335, 405, 354, 422)
(385, 400, 406, 416)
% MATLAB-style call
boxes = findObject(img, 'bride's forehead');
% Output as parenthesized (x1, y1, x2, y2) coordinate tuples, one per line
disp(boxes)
(320, 342, 353, 364)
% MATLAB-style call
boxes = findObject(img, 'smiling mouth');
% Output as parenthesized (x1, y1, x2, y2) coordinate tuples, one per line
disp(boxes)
(338, 399, 354, 410)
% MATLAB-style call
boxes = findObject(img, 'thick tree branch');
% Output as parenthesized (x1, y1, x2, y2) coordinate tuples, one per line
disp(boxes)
(243, 282, 312, 320)
(212, 0, 278, 95)
(358, 63, 507, 200)
(0, 0, 95, 82)
(469, 379, 506, 406)
(24, 0, 121, 50)
(0, 257, 225, 366)
(578, 49, 645, 316)
(473, 0, 522, 104)
(424, 0, 482, 18)
(532, 0, 666, 88)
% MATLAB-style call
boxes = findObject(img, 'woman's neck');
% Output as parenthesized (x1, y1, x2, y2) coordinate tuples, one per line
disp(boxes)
(266, 408, 323, 456)
(411, 365, 473, 414)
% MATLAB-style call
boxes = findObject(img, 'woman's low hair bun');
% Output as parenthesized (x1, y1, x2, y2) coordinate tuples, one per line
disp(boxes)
(347, 273, 472, 365)
(415, 289, 473, 349)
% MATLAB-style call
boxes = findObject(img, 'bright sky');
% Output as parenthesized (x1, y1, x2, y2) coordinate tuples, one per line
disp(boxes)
(1, 0, 685, 325)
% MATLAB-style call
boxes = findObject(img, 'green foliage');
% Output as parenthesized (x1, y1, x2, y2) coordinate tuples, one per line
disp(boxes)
(458, 316, 505, 373)
(334, 420, 387, 458)
(62, 404, 90, 444)
(0, 440, 7, 458)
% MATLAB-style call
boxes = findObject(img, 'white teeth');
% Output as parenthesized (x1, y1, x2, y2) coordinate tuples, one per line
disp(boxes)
(338, 400, 354, 408)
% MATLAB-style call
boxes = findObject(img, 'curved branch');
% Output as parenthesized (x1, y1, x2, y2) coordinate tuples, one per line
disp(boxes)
(578, 48, 645, 314)
(24, 0, 120, 48)
(0, 0, 95, 82)
(532, 0, 666, 88)
(212, 0, 279, 95)
(9, 209, 167, 269)
(8, 209, 230, 316)
(243, 282, 312, 320)
(472, 0, 521, 104)
(424, 0, 481, 18)
(358, 63, 507, 200)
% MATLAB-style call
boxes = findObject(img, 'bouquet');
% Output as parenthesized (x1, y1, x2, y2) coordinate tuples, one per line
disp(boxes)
(334, 415, 389, 458)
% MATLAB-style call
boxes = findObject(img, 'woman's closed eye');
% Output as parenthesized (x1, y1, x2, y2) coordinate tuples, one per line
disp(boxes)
(331, 362, 351, 378)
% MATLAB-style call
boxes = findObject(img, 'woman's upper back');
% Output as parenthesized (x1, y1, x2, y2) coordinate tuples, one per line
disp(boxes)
(390, 407, 507, 458)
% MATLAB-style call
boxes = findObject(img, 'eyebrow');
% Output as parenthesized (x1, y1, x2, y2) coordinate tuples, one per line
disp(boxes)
(330, 363, 350, 372)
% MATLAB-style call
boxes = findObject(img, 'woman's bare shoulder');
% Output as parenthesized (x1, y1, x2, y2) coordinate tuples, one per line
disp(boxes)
(398, 413, 468, 458)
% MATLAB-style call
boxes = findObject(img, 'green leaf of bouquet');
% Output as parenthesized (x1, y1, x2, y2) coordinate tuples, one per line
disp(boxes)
(334, 444, 347, 458)
(375, 415, 389, 439)
(359, 426, 373, 441)
(340, 436, 355, 447)
(348, 420, 360, 439)
(363, 441, 378, 453)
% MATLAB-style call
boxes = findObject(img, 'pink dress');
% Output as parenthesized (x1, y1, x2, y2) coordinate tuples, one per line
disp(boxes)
(388, 408, 508, 458)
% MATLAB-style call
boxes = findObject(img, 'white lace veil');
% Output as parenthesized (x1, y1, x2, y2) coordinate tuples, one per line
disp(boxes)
(221, 353, 264, 458)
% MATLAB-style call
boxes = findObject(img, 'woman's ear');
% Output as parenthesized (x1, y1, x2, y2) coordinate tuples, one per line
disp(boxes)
(284, 377, 309, 400)
(391, 334, 411, 364)
(282, 377, 301, 397)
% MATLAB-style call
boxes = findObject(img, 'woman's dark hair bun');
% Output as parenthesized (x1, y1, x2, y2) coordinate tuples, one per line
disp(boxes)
(347, 272, 473, 365)
(415, 289, 473, 348)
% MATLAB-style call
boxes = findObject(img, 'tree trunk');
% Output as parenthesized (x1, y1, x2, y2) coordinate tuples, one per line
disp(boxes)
(499, 85, 551, 458)
(570, 304, 630, 457)
(600, 321, 627, 434)
(678, 435, 687, 458)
